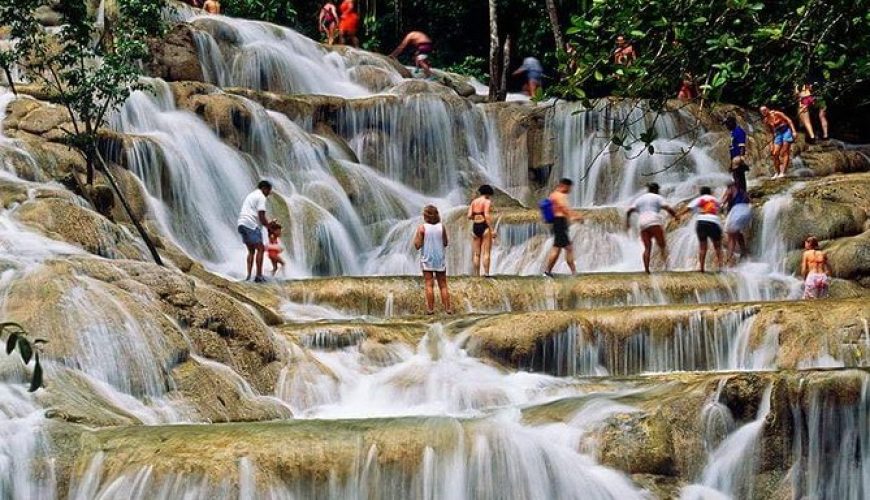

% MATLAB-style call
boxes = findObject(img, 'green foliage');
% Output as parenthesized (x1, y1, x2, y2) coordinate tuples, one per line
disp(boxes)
(224, 0, 297, 27)
(444, 55, 487, 82)
(556, 0, 870, 108)
(1, 0, 167, 182)
(1, 322, 46, 392)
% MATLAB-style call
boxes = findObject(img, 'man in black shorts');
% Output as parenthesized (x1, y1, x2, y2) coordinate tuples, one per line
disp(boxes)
(544, 178, 584, 276)
(684, 186, 723, 273)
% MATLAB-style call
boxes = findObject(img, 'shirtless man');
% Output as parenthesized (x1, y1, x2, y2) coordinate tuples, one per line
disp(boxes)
(390, 31, 433, 78)
(544, 178, 584, 276)
(203, 0, 220, 14)
(760, 106, 797, 179)
(613, 35, 636, 66)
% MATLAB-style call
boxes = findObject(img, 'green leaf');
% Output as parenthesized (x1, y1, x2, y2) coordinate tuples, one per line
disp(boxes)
(594, 70, 604, 81)
(693, 17, 708, 24)
(17, 337, 32, 364)
(6, 332, 18, 355)
(629, 30, 645, 38)
(28, 353, 42, 392)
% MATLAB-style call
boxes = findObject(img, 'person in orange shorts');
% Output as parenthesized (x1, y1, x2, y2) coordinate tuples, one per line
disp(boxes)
(339, 0, 360, 47)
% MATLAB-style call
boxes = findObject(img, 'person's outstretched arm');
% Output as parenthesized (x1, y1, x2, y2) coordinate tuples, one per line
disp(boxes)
(390, 36, 409, 58)
(442, 225, 449, 247)
(625, 207, 636, 229)
(800, 252, 808, 278)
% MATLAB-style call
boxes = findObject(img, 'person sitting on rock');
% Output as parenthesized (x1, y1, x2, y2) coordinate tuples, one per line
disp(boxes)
(237, 180, 275, 283)
(203, 0, 221, 14)
(390, 31, 434, 78)
(801, 236, 831, 299)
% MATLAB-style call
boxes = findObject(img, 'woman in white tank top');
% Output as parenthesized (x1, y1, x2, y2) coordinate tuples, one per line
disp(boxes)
(413, 205, 453, 315)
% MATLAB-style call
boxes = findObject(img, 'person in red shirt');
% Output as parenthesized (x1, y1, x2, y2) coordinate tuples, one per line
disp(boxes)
(338, 0, 360, 47)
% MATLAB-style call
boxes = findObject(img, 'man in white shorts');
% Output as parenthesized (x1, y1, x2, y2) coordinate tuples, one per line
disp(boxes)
(626, 183, 679, 273)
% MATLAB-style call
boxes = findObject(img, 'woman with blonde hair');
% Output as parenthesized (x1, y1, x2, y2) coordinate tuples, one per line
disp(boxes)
(413, 205, 453, 315)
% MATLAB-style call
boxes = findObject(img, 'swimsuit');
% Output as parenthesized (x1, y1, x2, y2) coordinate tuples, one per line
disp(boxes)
(267, 239, 281, 259)
(471, 210, 489, 238)
(320, 6, 337, 28)
(803, 272, 829, 299)
(415, 42, 433, 61)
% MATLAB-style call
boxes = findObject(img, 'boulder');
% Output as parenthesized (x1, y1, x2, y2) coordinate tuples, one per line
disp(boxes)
(824, 230, 870, 283)
(597, 411, 675, 475)
(15, 196, 149, 260)
(146, 23, 205, 83)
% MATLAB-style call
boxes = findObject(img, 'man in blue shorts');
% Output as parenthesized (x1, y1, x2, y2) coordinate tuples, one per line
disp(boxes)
(237, 180, 274, 282)
(760, 106, 797, 179)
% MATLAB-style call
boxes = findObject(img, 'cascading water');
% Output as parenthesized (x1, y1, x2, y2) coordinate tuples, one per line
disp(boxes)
(2, 7, 867, 499)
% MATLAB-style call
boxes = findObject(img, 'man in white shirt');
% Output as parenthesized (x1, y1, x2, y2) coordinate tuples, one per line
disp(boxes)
(237, 180, 274, 282)
(625, 183, 678, 273)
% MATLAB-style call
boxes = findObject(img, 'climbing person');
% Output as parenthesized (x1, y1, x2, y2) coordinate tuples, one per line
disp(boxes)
(468, 184, 496, 277)
(513, 56, 544, 97)
(338, 0, 360, 48)
(203, 0, 220, 14)
(724, 116, 750, 191)
(318, 2, 340, 46)
(796, 82, 829, 144)
(721, 181, 752, 265)
(759, 106, 797, 179)
(682, 186, 723, 273)
(612, 35, 636, 66)
(625, 182, 678, 274)
(266, 221, 286, 276)
(542, 178, 584, 276)
(801, 236, 831, 299)
(414, 205, 453, 315)
(390, 31, 434, 78)
(677, 72, 698, 102)
(237, 180, 275, 283)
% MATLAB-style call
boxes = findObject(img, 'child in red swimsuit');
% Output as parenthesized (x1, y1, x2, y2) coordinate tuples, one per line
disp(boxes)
(266, 222, 285, 276)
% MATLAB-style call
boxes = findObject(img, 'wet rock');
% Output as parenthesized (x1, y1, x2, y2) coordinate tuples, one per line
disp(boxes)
(597, 411, 675, 475)
(15, 197, 149, 260)
(147, 23, 205, 83)
(349, 65, 399, 93)
(824, 230, 870, 282)
(225, 87, 345, 126)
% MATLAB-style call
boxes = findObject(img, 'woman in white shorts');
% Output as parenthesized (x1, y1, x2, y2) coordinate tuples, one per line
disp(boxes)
(626, 183, 679, 273)
(722, 181, 752, 264)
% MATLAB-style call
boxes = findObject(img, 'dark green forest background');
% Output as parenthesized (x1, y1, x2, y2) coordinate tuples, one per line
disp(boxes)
(223, 0, 869, 140)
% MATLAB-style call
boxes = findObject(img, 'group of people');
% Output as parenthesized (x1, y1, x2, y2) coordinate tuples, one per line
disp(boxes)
(318, 0, 359, 47)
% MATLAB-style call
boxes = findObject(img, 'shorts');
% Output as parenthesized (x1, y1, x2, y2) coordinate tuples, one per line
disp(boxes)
(472, 222, 489, 239)
(802, 272, 829, 299)
(552, 217, 570, 248)
(724, 203, 752, 233)
(638, 212, 663, 231)
(238, 225, 262, 246)
(527, 70, 543, 85)
(774, 126, 794, 146)
(695, 220, 722, 243)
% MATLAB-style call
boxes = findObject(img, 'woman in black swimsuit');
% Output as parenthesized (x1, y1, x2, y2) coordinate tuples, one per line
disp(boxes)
(468, 185, 496, 277)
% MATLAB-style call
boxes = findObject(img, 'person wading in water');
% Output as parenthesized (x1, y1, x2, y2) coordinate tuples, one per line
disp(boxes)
(543, 178, 584, 276)
(390, 31, 434, 78)
(626, 183, 678, 273)
(468, 185, 496, 277)
(237, 180, 275, 283)
(414, 205, 453, 315)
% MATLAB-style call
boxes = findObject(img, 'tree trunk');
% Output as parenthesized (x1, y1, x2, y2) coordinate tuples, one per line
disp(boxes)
(545, 0, 564, 50)
(95, 151, 164, 267)
(498, 34, 511, 101)
(488, 0, 500, 102)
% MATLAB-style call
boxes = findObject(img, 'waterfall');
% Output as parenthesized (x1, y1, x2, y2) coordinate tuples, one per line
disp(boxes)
(681, 384, 773, 499)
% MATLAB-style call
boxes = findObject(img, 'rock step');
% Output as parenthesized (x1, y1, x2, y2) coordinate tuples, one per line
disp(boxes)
(50, 368, 869, 499)
(278, 298, 870, 375)
(245, 272, 868, 320)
